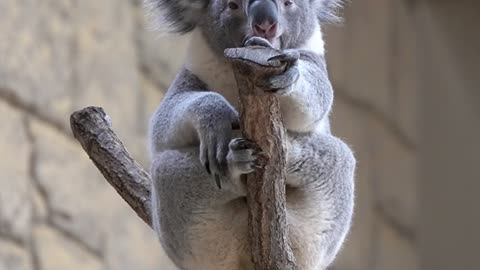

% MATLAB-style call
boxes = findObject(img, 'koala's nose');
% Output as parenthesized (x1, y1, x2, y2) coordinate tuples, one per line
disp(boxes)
(254, 21, 278, 39)
(249, 0, 278, 39)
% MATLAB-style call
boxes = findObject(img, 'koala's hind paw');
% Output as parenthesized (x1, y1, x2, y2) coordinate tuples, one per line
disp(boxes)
(227, 138, 262, 176)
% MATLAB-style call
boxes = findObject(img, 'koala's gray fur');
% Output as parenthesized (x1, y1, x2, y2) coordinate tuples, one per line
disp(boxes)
(146, 0, 354, 269)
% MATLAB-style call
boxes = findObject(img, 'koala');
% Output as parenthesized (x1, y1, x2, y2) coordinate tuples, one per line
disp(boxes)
(145, 0, 355, 269)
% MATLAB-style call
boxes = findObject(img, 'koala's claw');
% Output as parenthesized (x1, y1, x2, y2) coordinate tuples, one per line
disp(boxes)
(199, 132, 231, 184)
(229, 138, 260, 152)
(268, 50, 300, 65)
(202, 147, 227, 189)
(227, 138, 261, 176)
(214, 174, 222, 189)
(204, 161, 211, 175)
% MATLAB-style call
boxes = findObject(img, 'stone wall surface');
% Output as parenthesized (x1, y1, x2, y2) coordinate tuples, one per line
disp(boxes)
(0, 0, 419, 269)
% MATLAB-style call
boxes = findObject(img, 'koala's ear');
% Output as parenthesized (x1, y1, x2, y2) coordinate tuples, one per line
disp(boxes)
(312, 0, 344, 24)
(144, 0, 208, 33)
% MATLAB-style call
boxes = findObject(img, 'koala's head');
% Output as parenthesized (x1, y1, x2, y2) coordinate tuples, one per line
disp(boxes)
(145, 0, 342, 55)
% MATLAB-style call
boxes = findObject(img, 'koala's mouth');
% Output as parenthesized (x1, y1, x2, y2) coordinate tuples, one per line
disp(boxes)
(241, 33, 282, 50)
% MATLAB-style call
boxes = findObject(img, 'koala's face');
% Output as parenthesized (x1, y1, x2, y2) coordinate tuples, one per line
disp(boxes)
(146, 0, 341, 54)
(198, 0, 317, 54)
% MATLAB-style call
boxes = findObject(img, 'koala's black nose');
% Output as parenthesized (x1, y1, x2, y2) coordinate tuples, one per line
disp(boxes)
(249, 0, 278, 39)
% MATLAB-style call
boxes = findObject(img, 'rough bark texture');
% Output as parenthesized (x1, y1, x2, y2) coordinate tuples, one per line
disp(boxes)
(225, 46, 297, 270)
(70, 107, 152, 227)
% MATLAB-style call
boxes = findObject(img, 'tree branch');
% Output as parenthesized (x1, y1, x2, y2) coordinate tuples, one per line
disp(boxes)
(225, 46, 297, 270)
(70, 46, 296, 270)
(70, 107, 152, 226)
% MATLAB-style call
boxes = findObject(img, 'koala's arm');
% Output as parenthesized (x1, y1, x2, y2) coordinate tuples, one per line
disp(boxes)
(150, 68, 236, 152)
(275, 51, 354, 266)
(286, 132, 355, 267)
(149, 68, 239, 176)
(278, 51, 333, 133)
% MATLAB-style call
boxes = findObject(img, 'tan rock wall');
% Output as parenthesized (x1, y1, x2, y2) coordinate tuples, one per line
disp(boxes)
(416, 1, 480, 269)
(326, 0, 418, 269)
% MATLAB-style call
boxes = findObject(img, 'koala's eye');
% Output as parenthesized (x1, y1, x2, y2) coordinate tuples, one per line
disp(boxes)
(284, 0, 293, 7)
(228, 2, 239, 10)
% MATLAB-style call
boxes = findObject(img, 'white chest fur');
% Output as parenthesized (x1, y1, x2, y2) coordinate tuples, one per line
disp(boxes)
(302, 22, 325, 55)
(185, 30, 240, 108)
(184, 22, 325, 108)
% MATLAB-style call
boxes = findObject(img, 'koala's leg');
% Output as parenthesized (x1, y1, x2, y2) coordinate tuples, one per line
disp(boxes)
(150, 147, 248, 269)
(285, 132, 355, 269)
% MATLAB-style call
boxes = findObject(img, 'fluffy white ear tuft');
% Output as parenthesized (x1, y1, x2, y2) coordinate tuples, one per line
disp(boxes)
(143, 0, 207, 34)
(314, 0, 345, 24)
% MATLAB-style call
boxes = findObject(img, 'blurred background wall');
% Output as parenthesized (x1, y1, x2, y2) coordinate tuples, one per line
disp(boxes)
(0, 0, 477, 270)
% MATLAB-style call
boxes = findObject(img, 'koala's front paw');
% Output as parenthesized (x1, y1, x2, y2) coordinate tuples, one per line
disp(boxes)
(198, 115, 240, 188)
(257, 50, 300, 95)
(227, 138, 262, 177)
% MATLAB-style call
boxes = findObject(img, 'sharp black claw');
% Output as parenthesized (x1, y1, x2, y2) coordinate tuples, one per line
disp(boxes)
(268, 54, 285, 62)
(205, 161, 211, 174)
(215, 174, 222, 189)
(232, 122, 240, 130)
(264, 88, 283, 94)
(268, 52, 299, 64)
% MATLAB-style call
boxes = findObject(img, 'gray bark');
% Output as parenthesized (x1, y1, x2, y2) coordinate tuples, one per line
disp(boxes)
(225, 46, 297, 270)
(70, 107, 152, 226)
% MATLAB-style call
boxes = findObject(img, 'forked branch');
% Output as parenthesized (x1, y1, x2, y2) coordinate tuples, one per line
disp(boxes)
(70, 107, 152, 226)
(71, 46, 296, 270)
